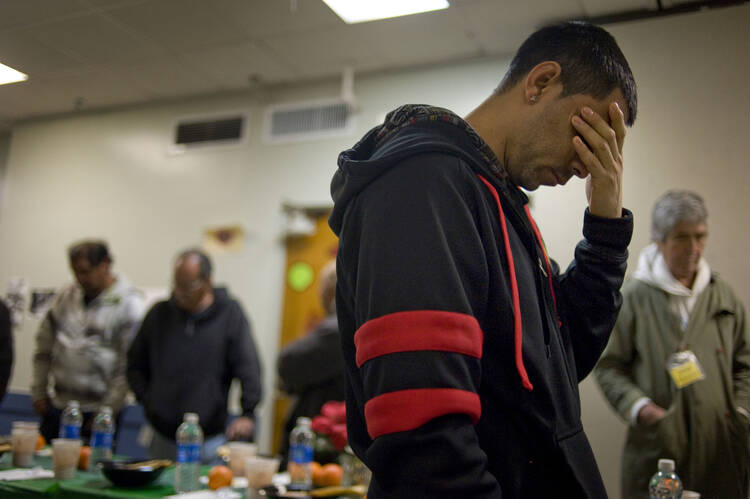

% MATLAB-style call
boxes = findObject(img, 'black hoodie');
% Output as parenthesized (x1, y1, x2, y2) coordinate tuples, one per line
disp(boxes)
(329, 105, 633, 498)
(127, 287, 262, 439)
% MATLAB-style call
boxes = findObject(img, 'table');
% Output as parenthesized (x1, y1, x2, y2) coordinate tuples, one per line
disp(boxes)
(0, 452, 207, 498)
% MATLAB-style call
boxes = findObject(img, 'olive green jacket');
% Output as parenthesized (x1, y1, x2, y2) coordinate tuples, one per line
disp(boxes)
(595, 275, 750, 499)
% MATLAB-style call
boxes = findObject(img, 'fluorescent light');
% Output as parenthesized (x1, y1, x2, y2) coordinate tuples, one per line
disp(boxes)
(0, 62, 28, 85)
(322, 0, 449, 24)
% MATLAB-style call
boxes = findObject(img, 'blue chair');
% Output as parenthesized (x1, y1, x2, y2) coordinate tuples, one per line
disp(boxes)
(0, 392, 38, 435)
(114, 403, 148, 459)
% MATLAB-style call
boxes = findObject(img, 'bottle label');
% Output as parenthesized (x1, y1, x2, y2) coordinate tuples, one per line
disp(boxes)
(91, 431, 113, 449)
(289, 443, 313, 464)
(61, 424, 81, 439)
(177, 443, 201, 464)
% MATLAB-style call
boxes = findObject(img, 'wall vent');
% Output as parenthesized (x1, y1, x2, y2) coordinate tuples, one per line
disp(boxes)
(171, 113, 247, 153)
(264, 98, 354, 143)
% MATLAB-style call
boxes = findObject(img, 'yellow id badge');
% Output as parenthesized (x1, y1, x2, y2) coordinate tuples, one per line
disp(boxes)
(667, 350, 705, 389)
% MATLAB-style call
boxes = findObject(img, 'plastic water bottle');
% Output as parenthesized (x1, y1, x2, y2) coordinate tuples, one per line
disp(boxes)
(288, 416, 314, 488)
(175, 412, 203, 493)
(89, 406, 115, 468)
(59, 400, 83, 439)
(649, 458, 683, 499)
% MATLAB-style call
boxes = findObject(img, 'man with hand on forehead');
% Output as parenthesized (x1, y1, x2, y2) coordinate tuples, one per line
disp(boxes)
(329, 21, 636, 498)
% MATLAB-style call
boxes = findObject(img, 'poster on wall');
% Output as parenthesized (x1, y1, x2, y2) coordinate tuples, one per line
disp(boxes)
(202, 225, 245, 254)
(6, 277, 28, 326)
(30, 288, 56, 319)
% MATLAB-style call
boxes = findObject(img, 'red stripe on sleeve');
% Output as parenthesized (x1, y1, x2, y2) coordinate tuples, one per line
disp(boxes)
(354, 310, 482, 368)
(364, 388, 481, 439)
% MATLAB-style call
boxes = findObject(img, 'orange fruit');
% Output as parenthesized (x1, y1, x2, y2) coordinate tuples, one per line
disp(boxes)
(78, 446, 91, 470)
(208, 465, 233, 490)
(313, 463, 343, 487)
(35, 434, 46, 451)
(310, 461, 322, 477)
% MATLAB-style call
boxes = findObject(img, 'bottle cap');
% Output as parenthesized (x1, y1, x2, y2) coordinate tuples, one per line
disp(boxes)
(100, 406, 112, 414)
(658, 459, 675, 472)
(69, 400, 79, 408)
(185, 412, 199, 424)
(296, 417, 311, 426)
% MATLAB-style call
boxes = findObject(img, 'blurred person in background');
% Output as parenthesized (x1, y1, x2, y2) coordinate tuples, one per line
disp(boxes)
(0, 299, 13, 404)
(31, 240, 145, 442)
(277, 260, 345, 464)
(127, 248, 262, 463)
(595, 190, 750, 499)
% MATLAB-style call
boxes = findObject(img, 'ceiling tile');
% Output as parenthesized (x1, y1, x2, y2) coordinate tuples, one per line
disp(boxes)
(105, 0, 251, 53)
(178, 40, 297, 88)
(0, 0, 88, 30)
(0, 30, 85, 78)
(29, 12, 164, 65)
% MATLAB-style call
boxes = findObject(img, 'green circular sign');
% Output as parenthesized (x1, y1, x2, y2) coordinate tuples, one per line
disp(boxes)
(288, 262, 315, 292)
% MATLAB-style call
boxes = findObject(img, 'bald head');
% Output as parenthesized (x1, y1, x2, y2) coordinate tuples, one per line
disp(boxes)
(173, 249, 213, 313)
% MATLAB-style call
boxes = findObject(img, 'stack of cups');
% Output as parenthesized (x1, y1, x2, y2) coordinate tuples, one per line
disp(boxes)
(11, 421, 39, 468)
(51, 438, 81, 479)
(227, 442, 258, 478)
(245, 455, 280, 490)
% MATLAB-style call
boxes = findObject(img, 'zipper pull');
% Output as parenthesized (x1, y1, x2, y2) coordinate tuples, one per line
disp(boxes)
(538, 257, 547, 277)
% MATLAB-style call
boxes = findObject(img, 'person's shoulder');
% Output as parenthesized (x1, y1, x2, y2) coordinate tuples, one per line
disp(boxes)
(708, 272, 744, 308)
(52, 283, 80, 310)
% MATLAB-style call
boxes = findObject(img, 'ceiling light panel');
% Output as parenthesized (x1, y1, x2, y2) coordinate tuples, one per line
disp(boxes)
(0, 62, 28, 85)
(322, 0, 449, 24)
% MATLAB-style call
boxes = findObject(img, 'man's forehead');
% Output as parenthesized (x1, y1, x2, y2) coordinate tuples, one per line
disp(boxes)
(175, 259, 201, 278)
(671, 221, 708, 234)
(71, 258, 93, 270)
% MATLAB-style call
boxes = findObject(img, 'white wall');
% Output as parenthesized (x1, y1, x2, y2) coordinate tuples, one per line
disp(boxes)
(0, 4, 748, 495)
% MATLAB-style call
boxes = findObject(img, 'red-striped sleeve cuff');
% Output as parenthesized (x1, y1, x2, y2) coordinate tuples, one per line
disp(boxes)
(364, 388, 481, 439)
(354, 310, 482, 367)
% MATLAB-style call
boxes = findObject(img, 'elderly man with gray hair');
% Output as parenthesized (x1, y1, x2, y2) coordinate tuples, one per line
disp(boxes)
(595, 190, 750, 499)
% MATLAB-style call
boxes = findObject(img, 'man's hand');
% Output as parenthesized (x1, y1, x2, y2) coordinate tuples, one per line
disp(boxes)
(32, 397, 51, 416)
(225, 416, 255, 441)
(572, 101, 626, 219)
(637, 402, 666, 426)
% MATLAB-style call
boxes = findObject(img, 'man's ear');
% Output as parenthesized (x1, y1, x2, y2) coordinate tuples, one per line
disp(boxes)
(523, 61, 562, 104)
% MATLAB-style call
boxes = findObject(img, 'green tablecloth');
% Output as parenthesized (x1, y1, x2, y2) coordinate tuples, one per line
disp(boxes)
(0, 451, 211, 498)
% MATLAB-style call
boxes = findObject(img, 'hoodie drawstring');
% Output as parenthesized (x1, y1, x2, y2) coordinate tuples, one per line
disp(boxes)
(523, 205, 562, 329)
(477, 175, 534, 391)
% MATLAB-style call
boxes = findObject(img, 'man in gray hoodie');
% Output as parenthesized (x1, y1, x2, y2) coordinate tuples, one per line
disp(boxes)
(32, 240, 145, 443)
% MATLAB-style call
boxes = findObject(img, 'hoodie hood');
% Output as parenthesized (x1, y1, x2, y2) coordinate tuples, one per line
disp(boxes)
(633, 243, 711, 297)
(633, 243, 711, 330)
(329, 105, 509, 235)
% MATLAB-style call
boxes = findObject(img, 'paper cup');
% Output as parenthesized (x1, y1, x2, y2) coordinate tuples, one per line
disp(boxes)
(51, 438, 81, 479)
(244, 455, 280, 489)
(227, 441, 257, 476)
(11, 426, 38, 467)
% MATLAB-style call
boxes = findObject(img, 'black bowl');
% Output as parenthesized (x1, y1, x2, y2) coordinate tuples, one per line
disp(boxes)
(98, 460, 168, 487)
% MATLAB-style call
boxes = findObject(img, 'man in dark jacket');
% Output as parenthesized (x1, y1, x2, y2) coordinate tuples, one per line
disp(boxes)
(277, 260, 345, 463)
(127, 249, 262, 462)
(0, 300, 13, 404)
(329, 22, 637, 498)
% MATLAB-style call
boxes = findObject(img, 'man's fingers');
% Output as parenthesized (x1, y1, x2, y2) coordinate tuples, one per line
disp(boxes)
(578, 107, 618, 164)
(609, 102, 626, 156)
(572, 135, 603, 176)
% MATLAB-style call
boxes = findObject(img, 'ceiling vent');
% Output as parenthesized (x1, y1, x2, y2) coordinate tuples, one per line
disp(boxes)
(171, 113, 247, 153)
(263, 98, 354, 144)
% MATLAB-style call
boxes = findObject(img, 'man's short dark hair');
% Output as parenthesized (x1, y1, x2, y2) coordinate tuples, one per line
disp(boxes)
(498, 21, 637, 126)
(177, 248, 213, 280)
(68, 240, 112, 266)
